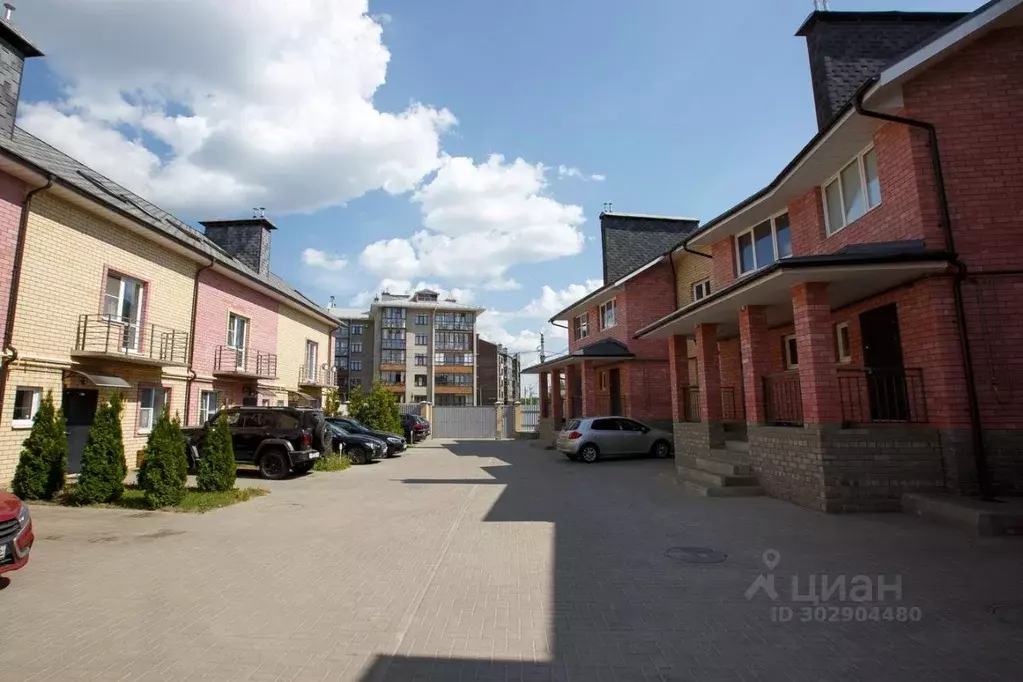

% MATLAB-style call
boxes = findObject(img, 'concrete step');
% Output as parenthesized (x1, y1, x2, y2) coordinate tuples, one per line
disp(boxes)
(679, 473, 763, 498)
(903, 493, 1023, 537)
(677, 465, 759, 488)
(724, 440, 750, 454)
(684, 454, 752, 477)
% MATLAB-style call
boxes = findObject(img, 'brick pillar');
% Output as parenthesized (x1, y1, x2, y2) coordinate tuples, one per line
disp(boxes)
(565, 364, 579, 418)
(495, 401, 503, 440)
(580, 360, 597, 416)
(694, 323, 722, 422)
(668, 334, 690, 422)
(513, 401, 523, 432)
(551, 369, 563, 421)
(739, 305, 772, 424)
(539, 371, 550, 419)
(792, 282, 841, 425)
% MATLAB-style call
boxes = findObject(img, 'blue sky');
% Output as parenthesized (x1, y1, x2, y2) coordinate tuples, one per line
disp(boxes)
(15, 0, 972, 362)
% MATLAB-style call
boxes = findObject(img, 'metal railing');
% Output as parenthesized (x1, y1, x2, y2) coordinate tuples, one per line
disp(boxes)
(381, 317, 406, 329)
(213, 346, 278, 378)
(436, 342, 473, 351)
(381, 338, 406, 350)
(435, 356, 473, 366)
(763, 372, 803, 426)
(298, 364, 337, 387)
(435, 320, 474, 331)
(74, 315, 189, 365)
(838, 367, 928, 425)
(684, 386, 701, 422)
(380, 379, 405, 387)
(721, 386, 745, 421)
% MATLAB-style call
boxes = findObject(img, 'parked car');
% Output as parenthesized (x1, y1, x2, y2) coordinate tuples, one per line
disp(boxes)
(557, 417, 673, 463)
(186, 406, 328, 480)
(400, 413, 431, 443)
(327, 422, 387, 464)
(327, 417, 406, 456)
(0, 492, 34, 576)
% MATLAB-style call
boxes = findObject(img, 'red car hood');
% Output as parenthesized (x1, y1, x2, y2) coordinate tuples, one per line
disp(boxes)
(0, 491, 22, 520)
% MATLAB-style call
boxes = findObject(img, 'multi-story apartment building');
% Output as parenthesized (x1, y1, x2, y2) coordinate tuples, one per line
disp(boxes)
(330, 290, 482, 405)
(330, 306, 374, 400)
(0, 15, 336, 486)
(477, 337, 521, 404)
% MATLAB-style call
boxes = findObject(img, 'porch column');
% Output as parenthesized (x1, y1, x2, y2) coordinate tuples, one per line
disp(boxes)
(580, 360, 597, 416)
(694, 323, 723, 422)
(668, 334, 690, 422)
(539, 371, 550, 419)
(739, 305, 772, 424)
(551, 368, 563, 421)
(565, 364, 579, 418)
(792, 282, 841, 424)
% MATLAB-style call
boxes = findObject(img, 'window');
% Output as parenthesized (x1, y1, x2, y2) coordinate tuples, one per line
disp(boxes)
(415, 334, 428, 345)
(415, 354, 427, 366)
(435, 352, 473, 366)
(227, 313, 248, 369)
(573, 313, 589, 341)
(784, 335, 799, 370)
(591, 418, 618, 431)
(351, 360, 362, 371)
(382, 349, 406, 365)
(692, 279, 712, 302)
(305, 341, 318, 381)
(599, 372, 607, 391)
(12, 387, 41, 429)
(836, 322, 852, 363)
(414, 375, 428, 387)
(199, 391, 219, 424)
(436, 373, 472, 386)
(138, 386, 168, 433)
(736, 213, 791, 276)
(103, 272, 145, 351)
(351, 377, 363, 387)
(436, 332, 472, 350)
(412, 394, 428, 403)
(415, 314, 428, 326)
(599, 299, 617, 330)
(823, 147, 881, 235)
(351, 342, 363, 353)
(352, 324, 364, 335)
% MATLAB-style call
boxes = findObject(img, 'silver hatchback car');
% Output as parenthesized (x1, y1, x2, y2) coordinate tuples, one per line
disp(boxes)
(556, 417, 674, 463)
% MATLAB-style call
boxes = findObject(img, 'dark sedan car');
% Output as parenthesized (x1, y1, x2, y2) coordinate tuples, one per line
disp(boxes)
(327, 423, 387, 464)
(400, 413, 430, 443)
(327, 417, 406, 457)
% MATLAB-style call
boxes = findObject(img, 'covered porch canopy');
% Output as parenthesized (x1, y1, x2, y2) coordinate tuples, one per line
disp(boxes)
(522, 339, 635, 421)
(521, 338, 635, 375)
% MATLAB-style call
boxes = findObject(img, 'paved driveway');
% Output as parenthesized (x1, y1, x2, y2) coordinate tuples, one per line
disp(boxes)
(2, 439, 1022, 681)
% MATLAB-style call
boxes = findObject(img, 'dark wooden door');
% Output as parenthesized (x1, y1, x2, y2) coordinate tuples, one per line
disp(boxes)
(63, 389, 98, 473)
(858, 303, 908, 421)
(609, 368, 622, 415)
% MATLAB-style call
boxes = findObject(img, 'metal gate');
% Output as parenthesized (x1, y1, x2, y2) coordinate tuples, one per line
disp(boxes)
(398, 403, 422, 416)
(502, 405, 516, 439)
(432, 406, 497, 438)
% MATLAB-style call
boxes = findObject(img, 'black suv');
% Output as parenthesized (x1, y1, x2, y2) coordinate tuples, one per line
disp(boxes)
(186, 407, 329, 480)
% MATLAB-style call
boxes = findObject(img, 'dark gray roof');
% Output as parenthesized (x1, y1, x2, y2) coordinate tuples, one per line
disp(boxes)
(521, 338, 634, 374)
(0, 20, 44, 58)
(600, 213, 699, 284)
(0, 127, 334, 323)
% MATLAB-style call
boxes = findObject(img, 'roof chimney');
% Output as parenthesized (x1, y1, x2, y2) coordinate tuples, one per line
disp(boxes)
(796, 10, 967, 130)
(200, 216, 278, 277)
(0, 3, 43, 139)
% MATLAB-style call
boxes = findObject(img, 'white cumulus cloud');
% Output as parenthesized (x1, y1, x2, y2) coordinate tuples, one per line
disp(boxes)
(302, 248, 348, 271)
(557, 165, 605, 182)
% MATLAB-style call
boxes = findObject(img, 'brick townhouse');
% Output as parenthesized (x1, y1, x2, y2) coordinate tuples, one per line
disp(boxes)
(0, 18, 335, 486)
(634, 1, 1023, 511)
(524, 212, 703, 442)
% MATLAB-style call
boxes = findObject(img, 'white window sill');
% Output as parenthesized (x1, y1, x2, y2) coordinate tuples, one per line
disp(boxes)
(138, 429, 153, 436)
(12, 420, 33, 430)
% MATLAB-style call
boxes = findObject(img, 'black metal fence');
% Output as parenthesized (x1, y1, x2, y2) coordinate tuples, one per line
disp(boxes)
(721, 386, 745, 421)
(683, 386, 701, 422)
(838, 367, 928, 425)
(75, 314, 189, 365)
(763, 372, 803, 426)
(213, 346, 278, 378)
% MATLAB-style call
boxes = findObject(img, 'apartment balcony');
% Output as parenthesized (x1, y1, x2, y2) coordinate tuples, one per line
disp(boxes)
(435, 342, 472, 351)
(213, 346, 278, 380)
(436, 385, 473, 395)
(381, 339, 406, 350)
(435, 320, 474, 331)
(72, 314, 189, 367)
(298, 364, 337, 388)
(381, 317, 407, 329)
(380, 380, 406, 392)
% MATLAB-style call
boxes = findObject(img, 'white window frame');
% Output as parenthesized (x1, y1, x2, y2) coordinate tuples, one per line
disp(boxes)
(836, 322, 852, 364)
(351, 360, 362, 372)
(351, 342, 363, 353)
(351, 324, 364, 335)
(415, 354, 427, 366)
(227, 313, 248, 369)
(599, 298, 617, 330)
(691, 278, 712, 302)
(574, 313, 589, 341)
(12, 387, 42, 429)
(822, 145, 881, 236)
(103, 273, 145, 352)
(305, 341, 318, 381)
(783, 334, 799, 370)
(734, 211, 792, 277)
(138, 386, 168, 434)
(415, 314, 428, 326)
(415, 334, 428, 346)
(199, 390, 219, 424)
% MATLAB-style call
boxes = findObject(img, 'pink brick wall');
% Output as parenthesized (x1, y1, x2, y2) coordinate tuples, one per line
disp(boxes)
(0, 173, 27, 343)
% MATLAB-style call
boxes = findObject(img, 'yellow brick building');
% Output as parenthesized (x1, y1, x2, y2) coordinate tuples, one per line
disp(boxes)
(276, 303, 336, 407)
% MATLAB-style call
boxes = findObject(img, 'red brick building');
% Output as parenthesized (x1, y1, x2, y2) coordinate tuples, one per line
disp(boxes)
(637, 2, 1023, 511)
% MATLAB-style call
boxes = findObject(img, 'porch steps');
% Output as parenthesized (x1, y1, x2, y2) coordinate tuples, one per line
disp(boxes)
(677, 446, 762, 498)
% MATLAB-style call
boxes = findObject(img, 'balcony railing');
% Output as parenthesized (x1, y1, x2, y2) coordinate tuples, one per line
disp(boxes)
(838, 367, 928, 425)
(381, 316, 406, 329)
(298, 364, 337, 387)
(380, 380, 405, 388)
(683, 386, 701, 422)
(721, 386, 745, 421)
(436, 342, 472, 351)
(381, 338, 406, 350)
(435, 319, 473, 331)
(73, 315, 189, 366)
(435, 356, 473, 366)
(763, 372, 803, 426)
(213, 346, 278, 379)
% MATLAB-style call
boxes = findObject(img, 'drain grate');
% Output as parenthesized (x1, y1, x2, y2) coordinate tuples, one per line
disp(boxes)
(664, 546, 727, 564)
(991, 604, 1023, 625)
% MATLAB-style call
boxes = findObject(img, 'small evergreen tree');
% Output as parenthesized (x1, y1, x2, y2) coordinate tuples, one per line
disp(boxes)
(137, 408, 188, 508)
(11, 391, 65, 500)
(75, 393, 127, 504)
(349, 382, 402, 434)
(197, 412, 235, 492)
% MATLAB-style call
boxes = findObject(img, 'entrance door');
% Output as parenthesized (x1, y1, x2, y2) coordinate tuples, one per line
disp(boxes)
(63, 389, 99, 473)
(609, 368, 622, 415)
(858, 303, 908, 421)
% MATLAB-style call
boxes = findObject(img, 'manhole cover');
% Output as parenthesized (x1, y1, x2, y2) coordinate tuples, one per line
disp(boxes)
(991, 604, 1023, 625)
(664, 546, 727, 564)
